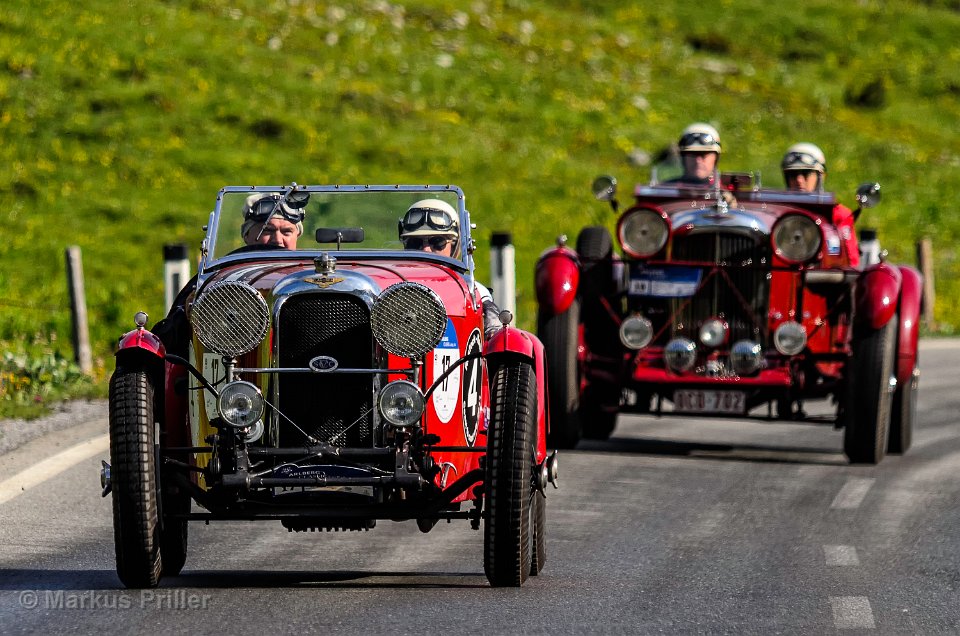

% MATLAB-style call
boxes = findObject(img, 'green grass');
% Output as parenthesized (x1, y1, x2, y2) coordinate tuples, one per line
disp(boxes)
(2, 0, 959, 413)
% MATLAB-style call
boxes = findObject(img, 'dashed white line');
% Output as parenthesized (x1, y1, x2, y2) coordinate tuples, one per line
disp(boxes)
(824, 545, 860, 566)
(0, 434, 109, 505)
(831, 477, 875, 509)
(830, 596, 876, 629)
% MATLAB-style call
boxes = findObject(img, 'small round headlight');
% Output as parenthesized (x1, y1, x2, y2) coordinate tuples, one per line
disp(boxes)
(730, 340, 763, 375)
(773, 321, 807, 355)
(619, 208, 669, 258)
(698, 318, 728, 349)
(773, 214, 821, 262)
(217, 381, 265, 428)
(378, 380, 426, 428)
(664, 337, 697, 372)
(620, 315, 654, 350)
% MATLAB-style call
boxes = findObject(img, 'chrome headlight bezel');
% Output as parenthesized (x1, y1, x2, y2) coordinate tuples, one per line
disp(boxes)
(371, 282, 447, 358)
(773, 321, 808, 356)
(378, 380, 426, 428)
(620, 314, 654, 350)
(698, 318, 729, 349)
(730, 340, 763, 375)
(664, 337, 697, 372)
(618, 207, 670, 258)
(772, 214, 822, 263)
(189, 280, 270, 358)
(217, 380, 265, 428)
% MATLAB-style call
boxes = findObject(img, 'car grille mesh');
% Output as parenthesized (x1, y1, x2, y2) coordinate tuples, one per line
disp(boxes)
(370, 282, 447, 358)
(670, 232, 770, 344)
(278, 294, 373, 446)
(190, 281, 270, 358)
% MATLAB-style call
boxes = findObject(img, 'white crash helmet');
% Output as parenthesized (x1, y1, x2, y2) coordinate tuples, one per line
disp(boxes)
(781, 142, 826, 174)
(678, 122, 722, 153)
(398, 199, 459, 239)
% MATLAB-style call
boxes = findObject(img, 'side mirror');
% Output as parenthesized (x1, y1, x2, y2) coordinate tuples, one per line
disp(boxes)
(855, 182, 881, 209)
(591, 175, 618, 201)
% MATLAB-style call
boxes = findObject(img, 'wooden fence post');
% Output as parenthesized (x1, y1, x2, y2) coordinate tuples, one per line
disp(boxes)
(65, 246, 93, 375)
(916, 238, 936, 331)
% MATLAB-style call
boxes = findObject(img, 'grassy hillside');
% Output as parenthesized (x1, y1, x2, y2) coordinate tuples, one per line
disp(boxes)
(2, 0, 959, 412)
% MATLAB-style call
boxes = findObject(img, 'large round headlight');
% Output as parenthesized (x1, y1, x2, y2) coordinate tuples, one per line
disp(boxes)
(190, 281, 270, 357)
(619, 208, 669, 258)
(773, 214, 821, 262)
(620, 315, 654, 350)
(664, 337, 697, 372)
(217, 380, 265, 428)
(378, 380, 425, 428)
(698, 318, 728, 349)
(773, 321, 807, 355)
(371, 282, 447, 358)
(730, 340, 763, 375)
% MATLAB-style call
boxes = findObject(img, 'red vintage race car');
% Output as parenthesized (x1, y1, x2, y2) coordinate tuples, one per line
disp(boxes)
(536, 172, 922, 464)
(103, 184, 557, 589)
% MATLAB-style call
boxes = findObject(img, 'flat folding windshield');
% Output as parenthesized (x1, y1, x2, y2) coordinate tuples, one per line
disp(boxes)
(209, 187, 465, 262)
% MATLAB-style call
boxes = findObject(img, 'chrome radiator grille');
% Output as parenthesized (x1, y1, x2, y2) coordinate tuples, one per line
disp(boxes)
(670, 232, 770, 344)
(277, 294, 374, 446)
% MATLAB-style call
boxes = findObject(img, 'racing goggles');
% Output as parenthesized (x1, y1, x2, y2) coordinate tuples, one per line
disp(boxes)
(679, 132, 721, 150)
(402, 235, 456, 250)
(400, 206, 457, 233)
(782, 152, 824, 171)
(245, 195, 305, 223)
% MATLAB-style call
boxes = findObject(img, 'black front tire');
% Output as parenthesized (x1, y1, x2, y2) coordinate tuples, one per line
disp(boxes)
(539, 300, 581, 449)
(888, 363, 918, 454)
(843, 316, 897, 464)
(109, 368, 163, 588)
(530, 492, 546, 576)
(484, 360, 537, 587)
(160, 486, 189, 577)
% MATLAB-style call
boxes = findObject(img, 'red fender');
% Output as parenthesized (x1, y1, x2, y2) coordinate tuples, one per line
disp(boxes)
(895, 265, 923, 384)
(535, 246, 580, 316)
(116, 328, 166, 362)
(484, 327, 549, 462)
(855, 262, 902, 331)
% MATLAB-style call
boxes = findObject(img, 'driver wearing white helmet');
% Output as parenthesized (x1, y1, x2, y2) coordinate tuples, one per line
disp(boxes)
(665, 122, 722, 186)
(399, 199, 502, 337)
(782, 142, 860, 268)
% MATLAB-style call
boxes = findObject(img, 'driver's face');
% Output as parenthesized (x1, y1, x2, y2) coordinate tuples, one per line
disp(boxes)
(246, 218, 299, 249)
(682, 151, 718, 180)
(786, 170, 819, 192)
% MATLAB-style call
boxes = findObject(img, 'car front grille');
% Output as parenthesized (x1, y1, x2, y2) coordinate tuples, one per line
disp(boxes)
(670, 232, 770, 344)
(277, 294, 374, 446)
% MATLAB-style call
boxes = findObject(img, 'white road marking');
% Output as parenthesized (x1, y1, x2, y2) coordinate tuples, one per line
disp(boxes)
(0, 434, 109, 505)
(831, 478, 875, 509)
(824, 545, 860, 566)
(830, 596, 876, 629)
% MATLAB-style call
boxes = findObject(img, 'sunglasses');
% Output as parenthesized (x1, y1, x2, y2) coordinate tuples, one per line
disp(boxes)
(679, 132, 720, 149)
(783, 152, 822, 168)
(402, 236, 455, 250)
(246, 196, 305, 223)
(400, 207, 456, 233)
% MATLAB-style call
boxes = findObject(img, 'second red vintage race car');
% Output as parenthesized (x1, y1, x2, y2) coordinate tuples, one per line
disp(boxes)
(102, 184, 557, 589)
(536, 171, 922, 464)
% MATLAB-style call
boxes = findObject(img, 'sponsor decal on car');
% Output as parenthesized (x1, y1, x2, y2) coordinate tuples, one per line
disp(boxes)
(431, 319, 460, 423)
(629, 265, 702, 297)
(461, 329, 483, 446)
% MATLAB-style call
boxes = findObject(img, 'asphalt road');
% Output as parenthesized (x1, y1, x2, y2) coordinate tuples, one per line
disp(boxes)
(1, 340, 959, 634)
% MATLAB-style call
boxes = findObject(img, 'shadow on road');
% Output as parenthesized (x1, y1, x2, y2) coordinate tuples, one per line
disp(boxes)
(0, 568, 488, 591)
(575, 436, 849, 466)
